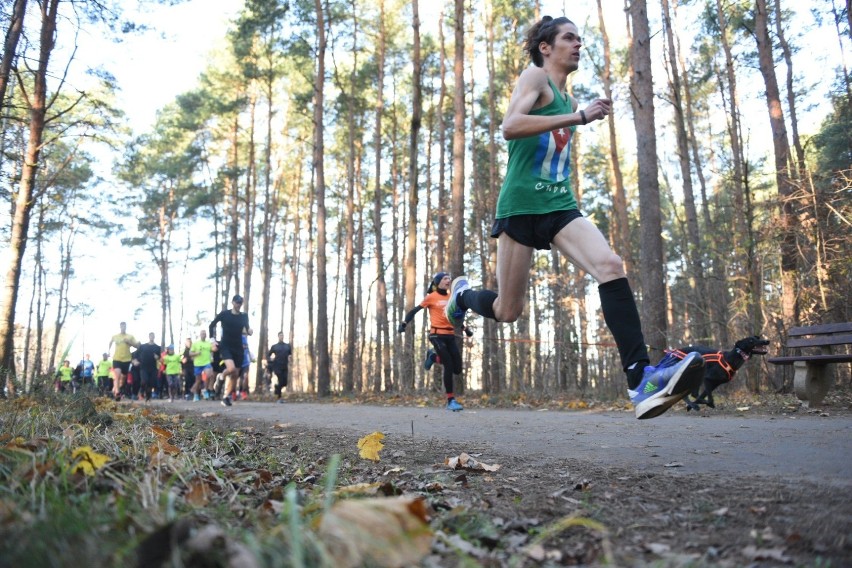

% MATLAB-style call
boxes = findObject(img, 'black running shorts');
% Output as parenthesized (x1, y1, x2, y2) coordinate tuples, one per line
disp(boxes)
(490, 209, 584, 250)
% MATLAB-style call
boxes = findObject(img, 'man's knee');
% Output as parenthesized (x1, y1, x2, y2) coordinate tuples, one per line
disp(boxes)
(494, 300, 524, 323)
(598, 253, 626, 281)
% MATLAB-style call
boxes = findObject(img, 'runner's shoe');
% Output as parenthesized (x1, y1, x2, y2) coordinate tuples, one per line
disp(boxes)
(629, 351, 705, 419)
(240, 392, 248, 401)
(424, 349, 437, 371)
(221, 395, 232, 407)
(193, 394, 200, 402)
(445, 276, 470, 327)
(447, 399, 464, 412)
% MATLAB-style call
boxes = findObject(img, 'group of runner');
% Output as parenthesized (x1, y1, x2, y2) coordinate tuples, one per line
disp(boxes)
(86, 294, 292, 406)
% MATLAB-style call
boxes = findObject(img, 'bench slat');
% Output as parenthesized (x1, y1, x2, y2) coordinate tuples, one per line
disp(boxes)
(786, 333, 852, 348)
(768, 354, 852, 365)
(787, 322, 852, 336)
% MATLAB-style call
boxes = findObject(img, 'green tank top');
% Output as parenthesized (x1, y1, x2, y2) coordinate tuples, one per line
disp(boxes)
(496, 78, 578, 218)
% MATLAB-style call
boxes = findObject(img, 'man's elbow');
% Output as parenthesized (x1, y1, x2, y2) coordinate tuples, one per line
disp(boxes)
(501, 121, 520, 140)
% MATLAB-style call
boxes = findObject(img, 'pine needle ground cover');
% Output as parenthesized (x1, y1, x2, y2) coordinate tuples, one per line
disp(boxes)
(0, 392, 849, 567)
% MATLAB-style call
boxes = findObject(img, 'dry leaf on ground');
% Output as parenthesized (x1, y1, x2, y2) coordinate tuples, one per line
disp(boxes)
(319, 496, 432, 568)
(70, 446, 111, 476)
(444, 452, 500, 472)
(357, 431, 385, 462)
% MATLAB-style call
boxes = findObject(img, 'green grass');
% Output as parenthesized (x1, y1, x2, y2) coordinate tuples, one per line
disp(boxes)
(0, 393, 407, 567)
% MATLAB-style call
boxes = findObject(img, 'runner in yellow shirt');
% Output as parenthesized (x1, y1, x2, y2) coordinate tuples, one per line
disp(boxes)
(95, 353, 112, 395)
(162, 345, 182, 402)
(108, 321, 140, 401)
(56, 360, 73, 393)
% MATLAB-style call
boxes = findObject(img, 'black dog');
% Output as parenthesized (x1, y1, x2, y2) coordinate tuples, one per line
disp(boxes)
(666, 336, 770, 411)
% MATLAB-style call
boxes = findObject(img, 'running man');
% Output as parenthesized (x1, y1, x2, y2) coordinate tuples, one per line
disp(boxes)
(134, 332, 162, 402)
(238, 334, 253, 400)
(79, 354, 95, 390)
(443, 15, 704, 419)
(108, 321, 140, 401)
(267, 331, 292, 403)
(162, 344, 182, 402)
(209, 294, 252, 407)
(398, 272, 469, 411)
(189, 330, 213, 401)
(95, 353, 112, 395)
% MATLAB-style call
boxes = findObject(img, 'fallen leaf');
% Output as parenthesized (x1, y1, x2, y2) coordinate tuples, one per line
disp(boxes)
(337, 482, 382, 495)
(150, 425, 173, 440)
(645, 542, 671, 554)
(149, 440, 181, 456)
(444, 452, 500, 472)
(712, 507, 729, 517)
(71, 446, 111, 476)
(663, 462, 684, 468)
(186, 478, 212, 507)
(742, 545, 790, 563)
(319, 496, 432, 568)
(357, 432, 385, 462)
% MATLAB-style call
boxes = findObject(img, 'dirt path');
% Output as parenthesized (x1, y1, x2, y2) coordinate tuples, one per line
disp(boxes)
(156, 400, 852, 485)
(144, 398, 852, 565)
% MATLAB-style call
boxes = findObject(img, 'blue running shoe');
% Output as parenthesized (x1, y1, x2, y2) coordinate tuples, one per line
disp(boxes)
(447, 399, 464, 412)
(424, 349, 437, 370)
(629, 351, 705, 419)
(445, 276, 470, 327)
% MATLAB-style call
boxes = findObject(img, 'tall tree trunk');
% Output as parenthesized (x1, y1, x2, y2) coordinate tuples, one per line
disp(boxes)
(255, 63, 280, 393)
(481, 0, 499, 393)
(661, 0, 708, 342)
(242, 94, 258, 307)
(596, 0, 632, 277)
(403, 0, 422, 392)
(773, 0, 805, 175)
(373, 0, 390, 392)
(226, 113, 241, 310)
(0, 0, 58, 389)
(49, 219, 74, 369)
(313, 0, 331, 396)
(449, 0, 466, 279)
(628, 0, 668, 355)
(342, 0, 359, 393)
(0, 0, 27, 109)
(677, 18, 728, 346)
(715, 0, 749, 345)
(436, 11, 448, 267)
(755, 0, 797, 332)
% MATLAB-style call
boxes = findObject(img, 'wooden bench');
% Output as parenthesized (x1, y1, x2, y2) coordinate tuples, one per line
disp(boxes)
(767, 322, 852, 406)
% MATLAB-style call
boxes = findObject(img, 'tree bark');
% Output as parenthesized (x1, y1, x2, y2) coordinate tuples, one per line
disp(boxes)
(449, 0, 466, 280)
(661, 0, 708, 342)
(403, 0, 422, 392)
(314, 0, 331, 396)
(596, 0, 632, 278)
(773, 0, 805, 175)
(372, 0, 390, 392)
(628, 0, 668, 355)
(0, 0, 59, 389)
(755, 0, 798, 332)
(342, 0, 359, 393)
(0, 0, 27, 110)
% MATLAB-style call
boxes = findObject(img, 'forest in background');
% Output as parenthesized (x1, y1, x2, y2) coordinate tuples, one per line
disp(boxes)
(0, 0, 850, 400)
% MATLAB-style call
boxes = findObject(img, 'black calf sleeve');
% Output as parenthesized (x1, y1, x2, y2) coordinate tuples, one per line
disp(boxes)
(599, 278, 649, 388)
(460, 290, 498, 320)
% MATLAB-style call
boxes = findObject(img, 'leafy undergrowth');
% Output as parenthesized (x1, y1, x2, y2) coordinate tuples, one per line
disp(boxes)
(1, 391, 850, 567)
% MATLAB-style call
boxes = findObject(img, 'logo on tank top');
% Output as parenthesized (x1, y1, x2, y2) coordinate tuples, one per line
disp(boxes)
(532, 127, 573, 183)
